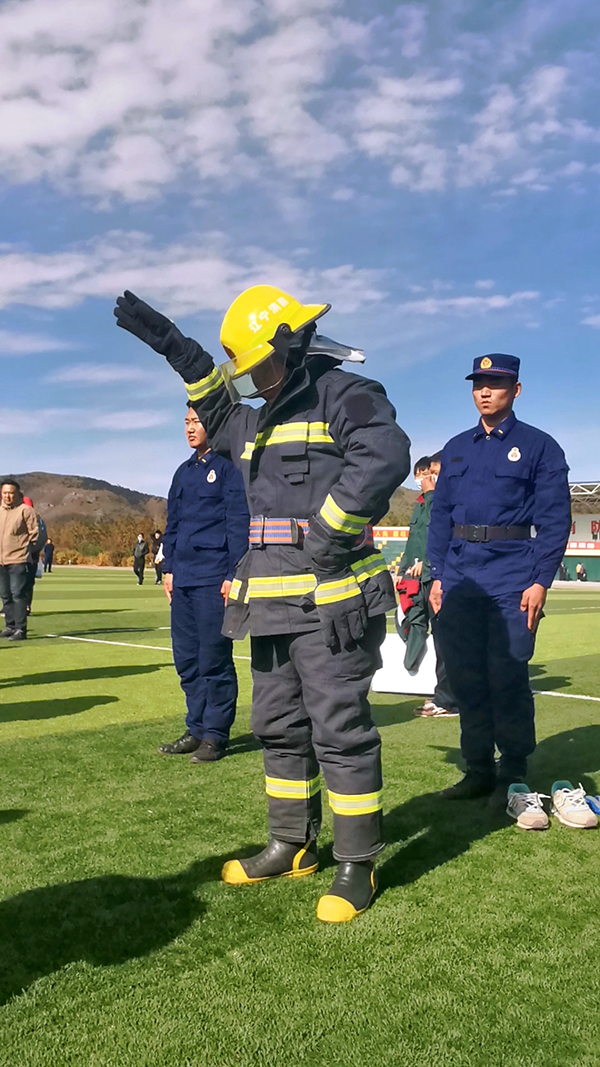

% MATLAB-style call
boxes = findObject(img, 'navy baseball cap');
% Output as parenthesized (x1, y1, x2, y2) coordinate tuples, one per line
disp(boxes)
(466, 353, 520, 380)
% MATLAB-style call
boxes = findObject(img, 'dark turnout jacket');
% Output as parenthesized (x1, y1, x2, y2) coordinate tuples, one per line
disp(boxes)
(159, 340, 411, 637)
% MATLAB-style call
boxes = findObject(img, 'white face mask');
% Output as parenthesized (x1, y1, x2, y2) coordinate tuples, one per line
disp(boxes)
(414, 478, 423, 490)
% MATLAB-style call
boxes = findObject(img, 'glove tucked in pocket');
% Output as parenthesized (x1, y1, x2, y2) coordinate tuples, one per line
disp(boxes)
(311, 571, 368, 652)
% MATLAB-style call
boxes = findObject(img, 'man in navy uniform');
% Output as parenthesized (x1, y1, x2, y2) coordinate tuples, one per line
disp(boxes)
(428, 354, 571, 806)
(158, 407, 250, 762)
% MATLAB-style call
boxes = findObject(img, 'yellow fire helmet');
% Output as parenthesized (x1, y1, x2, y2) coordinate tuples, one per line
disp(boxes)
(219, 285, 330, 395)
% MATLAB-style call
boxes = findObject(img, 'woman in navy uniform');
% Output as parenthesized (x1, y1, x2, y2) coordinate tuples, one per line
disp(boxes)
(427, 354, 571, 806)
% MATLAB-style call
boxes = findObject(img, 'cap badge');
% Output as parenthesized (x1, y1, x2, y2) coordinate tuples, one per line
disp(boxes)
(480, 356, 492, 370)
(207, 470, 217, 483)
(508, 447, 521, 462)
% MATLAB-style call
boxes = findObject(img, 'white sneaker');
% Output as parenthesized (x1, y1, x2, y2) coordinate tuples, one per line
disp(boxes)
(551, 781, 599, 829)
(506, 783, 550, 830)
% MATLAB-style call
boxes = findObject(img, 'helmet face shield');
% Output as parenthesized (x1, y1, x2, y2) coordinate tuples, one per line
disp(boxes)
(220, 350, 288, 402)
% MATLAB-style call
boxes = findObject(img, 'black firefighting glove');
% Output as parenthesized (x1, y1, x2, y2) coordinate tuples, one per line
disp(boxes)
(114, 290, 209, 384)
(306, 568, 368, 652)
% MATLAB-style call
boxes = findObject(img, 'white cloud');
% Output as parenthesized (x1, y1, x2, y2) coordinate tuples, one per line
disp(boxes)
(581, 315, 600, 328)
(0, 1, 595, 200)
(45, 363, 150, 384)
(0, 329, 75, 355)
(475, 279, 495, 290)
(398, 291, 539, 315)
(0, 0, 361, 198)
(0, 231, 387, 317)
(0, 406, 171, 434)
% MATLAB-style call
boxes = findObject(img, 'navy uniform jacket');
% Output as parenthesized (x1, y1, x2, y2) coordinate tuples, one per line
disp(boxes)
(427, 412, 571, 595)
(158, 341, 410, 637)
(162, 450, 250, 589)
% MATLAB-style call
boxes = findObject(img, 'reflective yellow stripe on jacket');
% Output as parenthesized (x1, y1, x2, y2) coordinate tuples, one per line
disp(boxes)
(328, 790, 383, 816)
(351, 553, 388, 583)
(266, 776, 321, 800)
(319, 493, 370, 536)
(185, 366, 225, 403)
(314, 574, 361, 606)
(241, 422, 334, 461)
(247, 574, 317, 598)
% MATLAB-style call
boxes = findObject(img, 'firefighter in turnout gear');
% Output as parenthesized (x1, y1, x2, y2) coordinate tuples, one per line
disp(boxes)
(114, 285, 411, 922)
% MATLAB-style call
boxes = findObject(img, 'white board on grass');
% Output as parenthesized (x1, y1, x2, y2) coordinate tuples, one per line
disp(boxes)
(371, 631, 437, 696)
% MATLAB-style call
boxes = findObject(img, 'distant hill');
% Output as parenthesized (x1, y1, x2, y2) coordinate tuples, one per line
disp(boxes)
(15, 472, 167, 528)
(380, 485, 419, 526)
(14, 470, 416, 533)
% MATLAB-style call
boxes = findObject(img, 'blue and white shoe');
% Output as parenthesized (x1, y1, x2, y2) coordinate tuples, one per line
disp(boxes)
(585, 795, 600, 816)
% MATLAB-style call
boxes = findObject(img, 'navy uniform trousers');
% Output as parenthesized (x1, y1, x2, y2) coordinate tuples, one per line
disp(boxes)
(437, 586, 536, 781)
(171, 584, 238, 745)
(250, 616, 386, 863)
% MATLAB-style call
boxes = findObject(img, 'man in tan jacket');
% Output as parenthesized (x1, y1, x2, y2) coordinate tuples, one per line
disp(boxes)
(0, 478, 38, 641)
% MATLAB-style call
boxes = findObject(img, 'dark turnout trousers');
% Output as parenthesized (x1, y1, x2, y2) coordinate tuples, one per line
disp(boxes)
(250, 616, 386, 862)
(437, 587, 536, 781)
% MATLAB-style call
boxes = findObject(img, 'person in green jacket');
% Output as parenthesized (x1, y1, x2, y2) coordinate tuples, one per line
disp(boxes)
(399, 455, 458, 717)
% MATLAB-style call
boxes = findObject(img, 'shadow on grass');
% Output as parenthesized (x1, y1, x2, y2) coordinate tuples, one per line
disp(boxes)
(227, 731, 262, 757)
(0, 810, 29, 826)
(34, 610, 130, 618)
(529, 661, 571, 690)
(372, 699, 423, 728)
(0, 851, 246, 1006)
(0, 695, 119, 724)
(1, 665, 171, 689)
(62, 627, 164, 637)
(380, 726, 600, 893)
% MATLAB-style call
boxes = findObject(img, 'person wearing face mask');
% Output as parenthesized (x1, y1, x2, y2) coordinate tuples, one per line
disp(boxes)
(132, 533, 149, 585)
(397, 456, 459, 717)
(114, 285, 410, 924)
(428, 354, 571, 811)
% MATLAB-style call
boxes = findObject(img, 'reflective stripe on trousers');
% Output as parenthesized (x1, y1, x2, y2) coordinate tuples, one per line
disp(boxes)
(250, 617, 386, 861)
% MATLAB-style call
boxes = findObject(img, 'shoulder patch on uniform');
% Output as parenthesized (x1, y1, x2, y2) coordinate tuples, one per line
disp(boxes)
(343, 393, 377, 425)
(207, 469, 217, 482)
(507, 447, 521, 462)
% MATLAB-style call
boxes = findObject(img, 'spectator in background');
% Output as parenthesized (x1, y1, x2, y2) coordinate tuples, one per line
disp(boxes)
(0, 478, 38, 641)
(575, 562, 587, 582)
(151, 529, 163, 584)
(43, 538, 55, 573)
(132, 533, 149, 585)
(398, 455, 459, 717)
(22, 496, 47, 615)
(158, 407, 249, 762)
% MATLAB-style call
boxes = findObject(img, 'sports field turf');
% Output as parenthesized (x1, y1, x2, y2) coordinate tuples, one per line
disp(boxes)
(1, 570, 599, 1067)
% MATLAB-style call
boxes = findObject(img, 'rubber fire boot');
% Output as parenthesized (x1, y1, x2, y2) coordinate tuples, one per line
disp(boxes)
(221, 838, 318, 885)
(317, 861, 377, 923)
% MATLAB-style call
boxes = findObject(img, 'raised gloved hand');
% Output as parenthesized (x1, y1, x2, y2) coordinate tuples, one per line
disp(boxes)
(114, 291, 208, 382)
(311, 569, 367, 651)
(114, 290, 180, 354)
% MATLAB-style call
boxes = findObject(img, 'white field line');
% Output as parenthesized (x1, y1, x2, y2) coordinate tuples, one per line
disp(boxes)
(533, 689, 600, 703)
(43, 633, 252, 660)
(42, 634, 599, 692)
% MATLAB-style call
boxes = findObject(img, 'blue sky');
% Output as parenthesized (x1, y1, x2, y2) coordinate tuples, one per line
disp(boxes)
(1, 0, 599, 495)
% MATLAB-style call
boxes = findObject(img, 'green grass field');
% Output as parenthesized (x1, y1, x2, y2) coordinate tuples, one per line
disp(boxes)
(1, 570, 599, 1067)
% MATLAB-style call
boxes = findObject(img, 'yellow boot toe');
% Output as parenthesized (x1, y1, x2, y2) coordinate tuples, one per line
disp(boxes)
(316, 893, 361, 923)
(221, 859, 253, 885)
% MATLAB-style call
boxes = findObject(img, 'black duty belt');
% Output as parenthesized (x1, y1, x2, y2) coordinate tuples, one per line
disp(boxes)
(453, 524, 531, 543)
